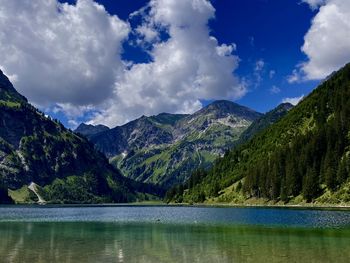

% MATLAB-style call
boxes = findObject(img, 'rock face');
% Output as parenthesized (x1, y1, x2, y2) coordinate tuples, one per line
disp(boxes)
(89, 100, 263, 188)
(0, 70, 160, 203)
(88, 113, 187, 158)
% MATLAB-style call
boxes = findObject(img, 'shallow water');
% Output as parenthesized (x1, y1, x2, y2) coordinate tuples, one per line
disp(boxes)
(0, 205, 349, 262)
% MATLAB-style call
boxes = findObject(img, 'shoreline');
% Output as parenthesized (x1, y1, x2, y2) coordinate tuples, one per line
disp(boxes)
(2, 201, 350, 210)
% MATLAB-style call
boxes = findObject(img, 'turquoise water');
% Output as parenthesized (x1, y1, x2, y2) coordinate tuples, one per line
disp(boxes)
(0, 205, 350, 262)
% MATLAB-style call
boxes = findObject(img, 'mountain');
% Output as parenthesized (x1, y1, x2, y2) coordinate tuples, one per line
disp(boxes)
(89, 113, 188, 158)
(0, 70, 161, 204)
(166, 63, 350, 205)
(174, 100, 262, 137)
(0, 70, 27, 103)
(75, 123, 110, 137)
(235, 102, 293, 146)
(90, 101, 262, 188)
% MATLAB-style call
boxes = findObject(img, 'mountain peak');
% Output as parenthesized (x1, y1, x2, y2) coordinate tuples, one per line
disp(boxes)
(206, 100, 239, 108)
(278, 102, 294, 110)
(196, 100, 262, 121)
(75, 123, 110, 137)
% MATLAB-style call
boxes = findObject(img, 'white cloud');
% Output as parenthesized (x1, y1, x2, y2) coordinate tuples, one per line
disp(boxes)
(135, 24, 159, 43)
(302, 0, 326, 10)
(0, 0, 129, 108)
(253, 59, 265, 86)
(282, 95, 304, 105)
(53, 103, 95, 119)
(269, 70, 276, 79)
(68, 119, 79, 129)
(300, 0, 350, 80)
(91, 0, 245, 126)
(270, 86, 281, 94)
(0, 0, 245, 127)
(287, 69, 301, 83)
(216, 43, 237, 57)
(255, 60, 265, 72)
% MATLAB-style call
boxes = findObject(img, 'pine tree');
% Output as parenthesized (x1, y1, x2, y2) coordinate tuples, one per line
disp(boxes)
(302, 166, 319, 202)
(337, 159, 348, 186)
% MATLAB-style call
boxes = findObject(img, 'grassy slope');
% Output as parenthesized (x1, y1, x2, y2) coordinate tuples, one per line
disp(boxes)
(115, 117, 251, 188)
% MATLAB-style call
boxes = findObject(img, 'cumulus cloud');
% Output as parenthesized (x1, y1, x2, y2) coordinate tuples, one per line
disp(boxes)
(91, 0, 245, 126)
(0, 0, 245, 127)
(299, 0, 350, 80)
(135, 24, 159, 43)
(216, 43, 237, 56)
(302, 0, 326, 10)
(0, 0, 129, 109)
(282, 95, 304, 106)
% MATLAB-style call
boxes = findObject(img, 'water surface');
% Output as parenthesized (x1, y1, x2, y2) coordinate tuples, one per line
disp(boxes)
(0, 205, 349, 262)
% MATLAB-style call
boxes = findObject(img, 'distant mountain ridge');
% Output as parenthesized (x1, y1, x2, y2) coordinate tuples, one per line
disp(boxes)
(84, 100, 263, 188)
(75, 123, 110, 137)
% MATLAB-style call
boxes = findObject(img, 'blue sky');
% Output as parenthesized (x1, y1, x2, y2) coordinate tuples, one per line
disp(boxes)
(1, 0, 349, 127)
(74, 0, 320, 113)
(208, 0, 320, 112)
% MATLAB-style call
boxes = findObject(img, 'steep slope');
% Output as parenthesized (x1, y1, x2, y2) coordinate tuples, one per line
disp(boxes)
(91, 101, 262, 188)
(174, 100, 262, 137)
(235, 103, 293, 146)
(90, 113, 188, 158)
(166, 63, 350, 204)
(75, 123, 109, 137)
(0, 70, 161, 203)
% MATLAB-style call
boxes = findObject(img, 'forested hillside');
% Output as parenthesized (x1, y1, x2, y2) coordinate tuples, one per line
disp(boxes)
(166, 63, 350, 204)
(0, 70, 161, 204)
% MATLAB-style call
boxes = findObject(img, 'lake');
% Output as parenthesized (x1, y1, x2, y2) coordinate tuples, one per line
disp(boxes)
(0, 205, 350, 262)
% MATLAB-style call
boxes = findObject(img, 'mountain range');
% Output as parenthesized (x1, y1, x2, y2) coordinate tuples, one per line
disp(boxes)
(4, 59, 339, 206)
(77, 100, 267, 188)
(166, 63, 350, 205)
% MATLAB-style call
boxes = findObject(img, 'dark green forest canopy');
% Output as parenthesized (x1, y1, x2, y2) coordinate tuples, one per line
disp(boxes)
(166, 63, 350, 204)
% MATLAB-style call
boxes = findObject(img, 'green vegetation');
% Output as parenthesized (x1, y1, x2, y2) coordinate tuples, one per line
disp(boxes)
(0, 180, 13, 204)
(235, 102, 293, 146)
(166, 63, 350, 205)
(94, 101, 262, 188)
(42, 174, 110, 204)
(0, 69, 164, 204)
(8, 185, 33, 203)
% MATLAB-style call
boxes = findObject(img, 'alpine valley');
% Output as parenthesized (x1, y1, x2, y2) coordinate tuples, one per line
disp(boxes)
(76, 98, 294, 188)
(79, 101, 266, 188)
(0, 70, 162, 204)
(1, 62, 350, 206)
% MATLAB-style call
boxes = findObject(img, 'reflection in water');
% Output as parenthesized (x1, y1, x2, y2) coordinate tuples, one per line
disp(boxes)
(0, 222, 350, 263)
